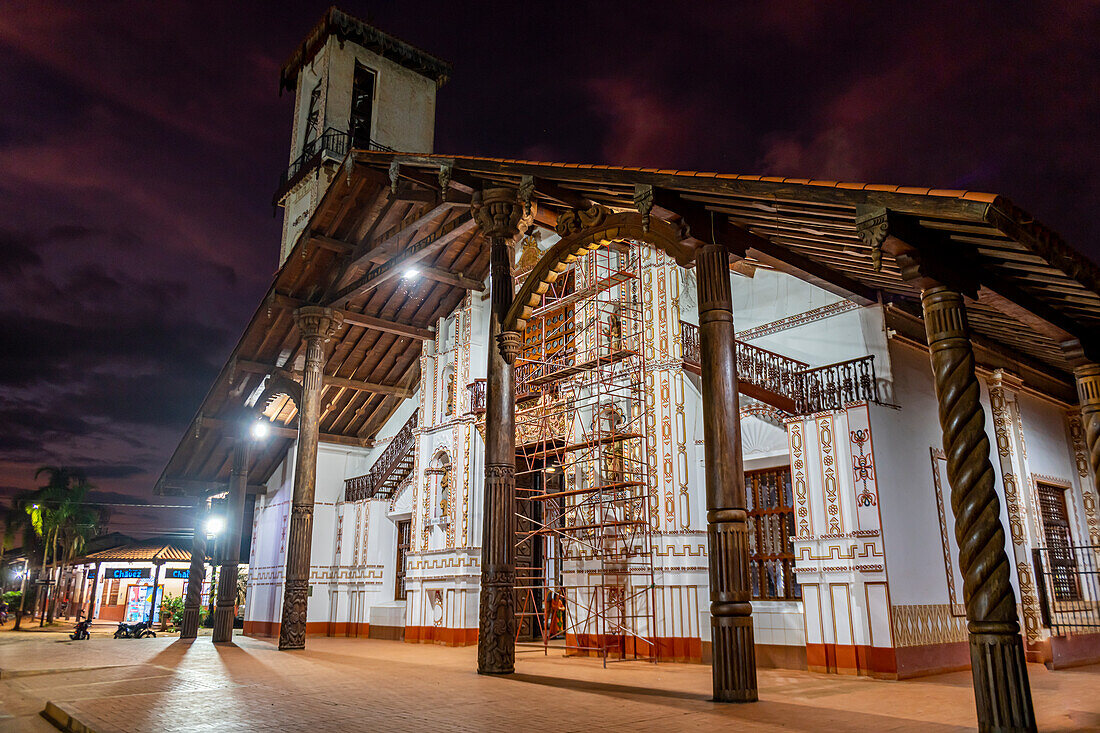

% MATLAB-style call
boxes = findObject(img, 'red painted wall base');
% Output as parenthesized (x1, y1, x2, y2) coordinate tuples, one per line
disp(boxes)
(806, 642, 898, 678)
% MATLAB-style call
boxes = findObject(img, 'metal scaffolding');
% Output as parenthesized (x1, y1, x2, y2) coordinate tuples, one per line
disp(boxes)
(512, 241, 657, 664)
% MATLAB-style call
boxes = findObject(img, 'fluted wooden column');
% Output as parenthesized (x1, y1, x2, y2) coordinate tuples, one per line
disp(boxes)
(213, 441, 249, 643)
(922, 287, 1035, 733)
(695, 244, 756, 702)
(180, 497, 207, 638)
(1076, 364, 1100, 485)
(279, 306, 342, 650)
(473, 188, 522, 675)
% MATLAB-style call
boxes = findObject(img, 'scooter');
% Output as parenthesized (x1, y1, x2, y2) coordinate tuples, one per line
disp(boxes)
(70, 618, 92, 640)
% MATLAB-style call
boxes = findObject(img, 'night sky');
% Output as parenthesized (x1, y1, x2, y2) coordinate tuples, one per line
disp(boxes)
(1, 1, 1098, 537)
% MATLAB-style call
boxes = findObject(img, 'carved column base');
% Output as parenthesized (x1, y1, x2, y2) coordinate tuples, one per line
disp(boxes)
(477, 570, 516, 675)
(712, 616, 757, 702)
(969, 632, 1036, 733)
(212, 600, 235, 643)
(278, 579, 309, 650)
(179, 606, 200, 639)
(708, 511, 757, 703)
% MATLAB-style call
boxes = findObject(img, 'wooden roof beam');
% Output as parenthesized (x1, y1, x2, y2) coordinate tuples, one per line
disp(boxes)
(325, 212, 476, 308)
(157, 477, 268, 496)
(416, 265, 485, 291)
(232, 359, 415, 397)
(528, 176, 592, 210)
(870, 208, 1100, 362)
(650, 187, 876, 306)
(353, 201, 468, 270)
(194, 415, 376, 449)
(269, 292, 434, 340)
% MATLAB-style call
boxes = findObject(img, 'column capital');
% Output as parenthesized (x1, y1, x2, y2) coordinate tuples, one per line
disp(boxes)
(987, 368, 1025, 393)
(471, 187, 522, 241)
(294, 306, 343, 341)
(497, 331, 522, 365)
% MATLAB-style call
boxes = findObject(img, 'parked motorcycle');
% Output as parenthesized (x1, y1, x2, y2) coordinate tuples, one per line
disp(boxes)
(132, 620, 156, 638)
(113, 621, 156, 639)
(70, 618, 92, 640)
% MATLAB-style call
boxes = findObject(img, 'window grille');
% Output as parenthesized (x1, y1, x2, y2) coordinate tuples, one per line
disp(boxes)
(746, 467, 800, 601)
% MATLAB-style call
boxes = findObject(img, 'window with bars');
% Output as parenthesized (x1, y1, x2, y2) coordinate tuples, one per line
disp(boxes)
(746, 467, 800, 601)
(1037, 482, 1080, 601)
(394, 520, 411, 601)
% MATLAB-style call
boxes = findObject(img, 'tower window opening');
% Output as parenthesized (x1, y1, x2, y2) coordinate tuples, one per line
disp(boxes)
(351, 63, 377, 147)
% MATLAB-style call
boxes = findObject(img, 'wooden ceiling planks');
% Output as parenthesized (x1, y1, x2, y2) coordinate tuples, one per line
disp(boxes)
(157, 152, 1100, 496)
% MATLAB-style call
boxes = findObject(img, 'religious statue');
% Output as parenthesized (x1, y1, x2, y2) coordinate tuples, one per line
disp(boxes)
(445, 370, 455, 415)
(439, 466, 451, 519)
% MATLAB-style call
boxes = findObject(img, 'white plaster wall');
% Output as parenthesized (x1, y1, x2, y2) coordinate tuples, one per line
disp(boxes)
(245, 453, 294, 627)
(323, 37, 437, 153)
(873, 342, 1020, 607)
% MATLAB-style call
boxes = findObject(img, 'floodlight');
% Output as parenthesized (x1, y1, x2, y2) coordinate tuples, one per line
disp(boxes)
(205, 515, 226, 536)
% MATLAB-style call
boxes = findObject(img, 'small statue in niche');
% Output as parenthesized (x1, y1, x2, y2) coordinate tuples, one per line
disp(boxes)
(439, 466, 451, 519)
(445, 370, 455, 416)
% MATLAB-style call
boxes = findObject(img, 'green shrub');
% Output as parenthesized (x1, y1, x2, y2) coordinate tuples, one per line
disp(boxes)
(159, 593, 185, 628)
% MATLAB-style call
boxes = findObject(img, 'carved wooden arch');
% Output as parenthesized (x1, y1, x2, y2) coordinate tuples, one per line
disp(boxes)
(255, 373, 303, 414)
(503, 209, 695, 333)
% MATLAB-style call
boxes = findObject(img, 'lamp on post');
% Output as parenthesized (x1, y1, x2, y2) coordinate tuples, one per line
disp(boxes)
(204, 514, 224, 624)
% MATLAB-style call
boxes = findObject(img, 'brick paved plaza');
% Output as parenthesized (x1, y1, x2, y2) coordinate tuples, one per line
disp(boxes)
(0, 630, 1096, 732)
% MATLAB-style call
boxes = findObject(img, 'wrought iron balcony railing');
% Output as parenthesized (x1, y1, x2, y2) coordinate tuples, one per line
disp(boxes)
(275, 127, 396, 202)
(680, 321, 879, 415)
(344, 409, 418, 502)
(468, 322, 880, 417)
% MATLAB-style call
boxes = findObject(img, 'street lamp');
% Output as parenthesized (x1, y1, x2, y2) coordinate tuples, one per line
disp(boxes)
(250, 420, 270, 440)
(204, 515, 224, 624)
(205, 515, 225, 537)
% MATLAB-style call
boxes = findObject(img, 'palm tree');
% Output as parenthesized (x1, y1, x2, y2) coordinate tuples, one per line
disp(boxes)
(7, 492, 44, 629)
(25, 468, 98, 625)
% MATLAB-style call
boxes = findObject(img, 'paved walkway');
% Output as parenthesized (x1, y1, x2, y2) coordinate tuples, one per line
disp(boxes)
(0, 632, 1096, 732)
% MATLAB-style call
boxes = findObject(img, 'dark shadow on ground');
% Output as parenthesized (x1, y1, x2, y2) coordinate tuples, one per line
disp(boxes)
(507, 672, 710, 701)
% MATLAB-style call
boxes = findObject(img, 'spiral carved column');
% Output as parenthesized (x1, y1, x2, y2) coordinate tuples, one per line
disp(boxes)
(474, 188, 521, 674)
(279, 306, 342, 650)
(179, 497, 207, 639)
(214, 440, 250, 643)
(922, 287, 1035, 733)
(695, 244, 757, 702)
(1076, 364, 1100, 486)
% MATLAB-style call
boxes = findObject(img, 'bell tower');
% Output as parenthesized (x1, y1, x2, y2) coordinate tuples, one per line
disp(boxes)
(274, 7, 451, 263)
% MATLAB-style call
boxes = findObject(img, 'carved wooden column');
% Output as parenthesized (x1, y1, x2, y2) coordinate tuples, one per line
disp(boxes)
(1077, 364, 1100, 484)
(213, 441, 249, 643)
(473, 188, 522, 675)
(279, 306, 342, 650)
(694, 243, 757, 702)
(922, 286, 1035, 733)
(180, 497, 207, 638)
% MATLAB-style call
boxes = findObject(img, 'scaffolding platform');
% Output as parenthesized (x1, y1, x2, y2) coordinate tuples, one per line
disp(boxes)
(512, 243, 658, 665)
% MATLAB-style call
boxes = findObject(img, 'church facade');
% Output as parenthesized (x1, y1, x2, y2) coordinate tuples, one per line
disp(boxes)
(157, 10, 1100, 726)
